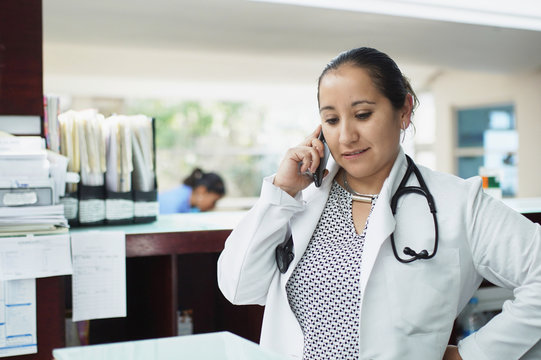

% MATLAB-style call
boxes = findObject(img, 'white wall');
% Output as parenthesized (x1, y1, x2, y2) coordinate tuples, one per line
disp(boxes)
(43, 42, 437, 102)
(44, 43, 541, 197)
(430, 69, 541, 197)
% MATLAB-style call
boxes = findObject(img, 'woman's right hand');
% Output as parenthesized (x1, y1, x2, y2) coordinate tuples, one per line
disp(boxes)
(273, 125, 326, 197)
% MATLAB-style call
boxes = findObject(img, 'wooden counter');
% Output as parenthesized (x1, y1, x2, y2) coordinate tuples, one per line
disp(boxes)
(53, 198, 541, 354)
(70, 212, 264, 345)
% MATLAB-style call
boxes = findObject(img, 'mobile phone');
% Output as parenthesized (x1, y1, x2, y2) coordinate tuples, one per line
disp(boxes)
(313, 131, 330, 187)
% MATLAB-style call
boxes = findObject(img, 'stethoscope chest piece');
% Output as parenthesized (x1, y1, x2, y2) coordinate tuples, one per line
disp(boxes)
(276, 234, 294, 274)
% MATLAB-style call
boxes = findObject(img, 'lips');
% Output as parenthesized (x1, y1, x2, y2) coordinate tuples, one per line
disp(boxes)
(342, 148, 369, 158)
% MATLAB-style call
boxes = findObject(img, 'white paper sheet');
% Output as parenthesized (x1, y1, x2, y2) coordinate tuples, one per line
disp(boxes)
(0, 233, 72, 280)
(70, 231, 126, 322)
(0, 279, 37, 357)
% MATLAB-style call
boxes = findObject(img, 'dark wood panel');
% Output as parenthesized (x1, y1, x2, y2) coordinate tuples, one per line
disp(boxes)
(0, 0, 43, 115)
(127, 255, 177, 339)
(126, 230, 230, 257)
(523, 212, 541, 225)
(89, 255, 178, 344)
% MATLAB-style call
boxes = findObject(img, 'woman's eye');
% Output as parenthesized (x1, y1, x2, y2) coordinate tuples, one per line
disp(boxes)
(356, 112, 372, 120)
(325, 117, 339, 125)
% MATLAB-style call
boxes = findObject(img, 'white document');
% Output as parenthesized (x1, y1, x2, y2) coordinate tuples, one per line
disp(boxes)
(0, 233, 72, 281)
(0, 279, 37, 357)
(71, 231, 126, 321)
(130, 115, 155, 192)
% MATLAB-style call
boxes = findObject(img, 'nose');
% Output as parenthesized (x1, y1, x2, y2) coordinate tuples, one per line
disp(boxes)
(338, 118, 359, 145)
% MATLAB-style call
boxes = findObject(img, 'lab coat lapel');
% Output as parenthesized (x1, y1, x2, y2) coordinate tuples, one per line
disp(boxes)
(360, 150, 408, 297)
(285, 158, 340, 280)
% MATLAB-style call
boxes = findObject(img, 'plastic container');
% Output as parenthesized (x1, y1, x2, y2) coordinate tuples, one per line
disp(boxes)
(458, 297, 488, 338)
(479, 167, 502, 199)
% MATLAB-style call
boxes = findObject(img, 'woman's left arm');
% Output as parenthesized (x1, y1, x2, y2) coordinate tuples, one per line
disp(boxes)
(459, 180, 541, 360)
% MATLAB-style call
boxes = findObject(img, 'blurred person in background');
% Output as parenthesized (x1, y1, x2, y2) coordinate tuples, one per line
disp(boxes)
(159, 168, 225, 213)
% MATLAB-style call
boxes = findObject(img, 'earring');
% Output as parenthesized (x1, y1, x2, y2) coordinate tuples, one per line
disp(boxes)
(401, 122, 406, 143)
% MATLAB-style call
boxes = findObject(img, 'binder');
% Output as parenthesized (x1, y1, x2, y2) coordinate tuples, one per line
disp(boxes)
(104, 115, 134, 224)
(132, 117, 158, 223)
(78, 184, 105, 226)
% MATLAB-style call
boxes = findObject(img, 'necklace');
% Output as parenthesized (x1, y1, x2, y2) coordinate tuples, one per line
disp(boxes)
(342, 172, 378, 203)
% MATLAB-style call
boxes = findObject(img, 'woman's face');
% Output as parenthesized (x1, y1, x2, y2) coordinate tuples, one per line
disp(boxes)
(192, 186, 222, 212)
(318, 64, 411, 188)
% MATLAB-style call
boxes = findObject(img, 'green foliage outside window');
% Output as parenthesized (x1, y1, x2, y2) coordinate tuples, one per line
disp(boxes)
(125, 99, 277, 198)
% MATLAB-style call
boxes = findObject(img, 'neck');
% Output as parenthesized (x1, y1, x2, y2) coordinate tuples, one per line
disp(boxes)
(340, 170, 382, 196)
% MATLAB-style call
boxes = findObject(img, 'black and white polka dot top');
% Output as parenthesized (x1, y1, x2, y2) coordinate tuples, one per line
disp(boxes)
(285, 180, 378, 360)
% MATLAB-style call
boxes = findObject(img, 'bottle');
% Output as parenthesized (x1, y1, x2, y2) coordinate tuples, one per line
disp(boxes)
(479, 167, 502, 200)
(177, 309, 193, 336)
(458, 297, 487, 339)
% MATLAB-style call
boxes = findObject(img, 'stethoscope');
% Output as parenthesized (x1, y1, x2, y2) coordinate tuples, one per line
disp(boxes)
(276, 154, 439, 273)
(390, 155, 439, 263)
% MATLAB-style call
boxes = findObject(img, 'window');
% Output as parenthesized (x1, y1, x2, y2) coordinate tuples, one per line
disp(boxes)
(455, 105, 518, 197)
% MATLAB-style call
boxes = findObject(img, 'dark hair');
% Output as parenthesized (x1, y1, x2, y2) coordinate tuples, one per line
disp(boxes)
(317, 47, 419, 113)
(183, 168, 225, 196)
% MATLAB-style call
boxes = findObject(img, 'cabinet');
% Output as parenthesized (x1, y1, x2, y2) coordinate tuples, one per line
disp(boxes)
(0, 2, 66, 360)
(69, 212, 264, 345)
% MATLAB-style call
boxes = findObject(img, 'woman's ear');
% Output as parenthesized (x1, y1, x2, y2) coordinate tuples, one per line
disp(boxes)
(401, 93, 413, 129)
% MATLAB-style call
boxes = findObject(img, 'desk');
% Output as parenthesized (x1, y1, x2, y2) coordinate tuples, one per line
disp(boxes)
(53, 331, 287, 360)
(69, 212, 264, 345)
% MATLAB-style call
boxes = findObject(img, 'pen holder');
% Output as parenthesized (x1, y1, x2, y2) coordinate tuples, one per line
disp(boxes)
(78, 184, 106, 225)
(105, 190, 134, 225)
(133, 189, 158, 223)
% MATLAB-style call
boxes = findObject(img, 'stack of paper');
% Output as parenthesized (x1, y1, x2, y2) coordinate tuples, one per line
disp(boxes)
(0, 205, 68, 234)
(58, 109, 107, 189)
(105, 115, 134, 193)
(0, 136, 68, 235)
(0, 136, 49, 180)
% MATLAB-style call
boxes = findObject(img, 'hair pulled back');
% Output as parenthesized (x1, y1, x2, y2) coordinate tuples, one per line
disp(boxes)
(183, 168, 225, 196)
(317, 47, 418, 113)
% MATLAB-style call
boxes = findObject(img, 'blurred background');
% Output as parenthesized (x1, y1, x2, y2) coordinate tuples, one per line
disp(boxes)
(42, 0, 541, 203)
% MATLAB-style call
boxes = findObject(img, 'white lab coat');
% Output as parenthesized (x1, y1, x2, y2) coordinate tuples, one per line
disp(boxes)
(218, 148, 541, 360)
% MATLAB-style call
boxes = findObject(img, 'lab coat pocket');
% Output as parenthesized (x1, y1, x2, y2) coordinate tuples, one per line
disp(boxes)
(384, 248, 460, 335)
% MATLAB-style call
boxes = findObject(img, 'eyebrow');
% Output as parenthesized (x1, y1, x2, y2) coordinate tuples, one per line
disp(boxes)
(319, 100, 376, 113)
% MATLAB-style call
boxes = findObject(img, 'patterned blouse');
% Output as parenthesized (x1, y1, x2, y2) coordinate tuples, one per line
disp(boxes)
(285, 180, 378, 360)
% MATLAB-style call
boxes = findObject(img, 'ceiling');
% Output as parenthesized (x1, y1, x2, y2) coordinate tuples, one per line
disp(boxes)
(43, 0, 541, 84)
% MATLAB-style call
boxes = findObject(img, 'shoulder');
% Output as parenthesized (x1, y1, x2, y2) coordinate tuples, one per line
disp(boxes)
(178, 184, 192, 196)
(417, 164, 482, 196)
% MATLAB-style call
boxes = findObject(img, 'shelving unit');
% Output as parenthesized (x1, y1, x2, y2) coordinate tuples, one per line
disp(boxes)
(69, 212, 264, 345)
(0, 1, 67, 360)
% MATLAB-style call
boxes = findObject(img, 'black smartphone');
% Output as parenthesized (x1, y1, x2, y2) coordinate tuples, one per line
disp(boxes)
(313, 131, 330, 187)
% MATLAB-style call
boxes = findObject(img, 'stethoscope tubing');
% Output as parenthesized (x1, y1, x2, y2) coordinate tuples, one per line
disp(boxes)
(276, 154, 439, 272)
(390, 155, 439, 263)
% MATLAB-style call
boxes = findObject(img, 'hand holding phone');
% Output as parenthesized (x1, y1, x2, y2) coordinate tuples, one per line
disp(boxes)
(273, 126, 329, 196)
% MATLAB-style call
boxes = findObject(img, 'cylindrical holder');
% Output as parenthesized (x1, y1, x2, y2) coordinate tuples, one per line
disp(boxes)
(133, 189, 158, 223)
(78, 184, 106, 225)
(106, 190, 134, 225)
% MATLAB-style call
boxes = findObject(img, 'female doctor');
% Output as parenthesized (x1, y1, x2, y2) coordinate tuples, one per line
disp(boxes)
(217, 47, 541, 360)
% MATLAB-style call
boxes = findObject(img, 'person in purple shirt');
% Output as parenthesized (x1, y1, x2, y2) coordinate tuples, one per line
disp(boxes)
(158, 168, 225, 214)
